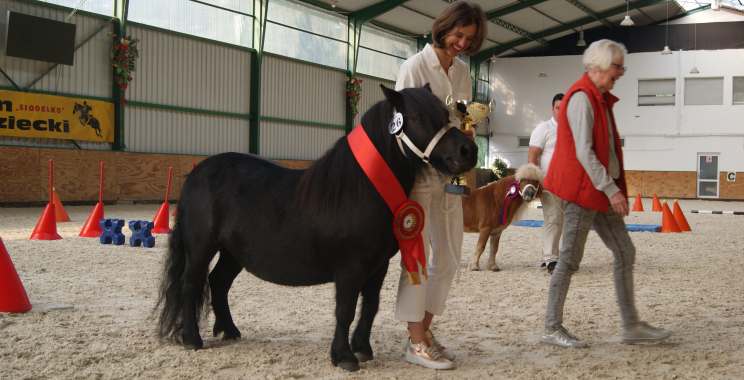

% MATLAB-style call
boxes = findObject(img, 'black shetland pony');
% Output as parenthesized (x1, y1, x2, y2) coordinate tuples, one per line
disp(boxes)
(155, 84, 477, 371)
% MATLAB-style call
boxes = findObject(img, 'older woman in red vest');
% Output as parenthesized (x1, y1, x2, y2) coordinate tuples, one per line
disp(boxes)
(539, 40, 672, 348)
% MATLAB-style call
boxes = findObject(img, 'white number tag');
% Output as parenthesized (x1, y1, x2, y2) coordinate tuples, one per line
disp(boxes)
(388, 112, 403, 134)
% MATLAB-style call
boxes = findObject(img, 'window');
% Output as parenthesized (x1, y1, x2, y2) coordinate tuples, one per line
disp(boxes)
(734, 77, 744, 105)
(476, 60, 490, 102)
(263, 0, 348, 69)
(518, 137, 530, 147)
(638, 79, 675, 106)
(620, 138, 625, 147)
(128, 0, 253, 47)
(357, 25, 416, 81)
(685, 77, 724, 105)
(37, 0, 114, 16)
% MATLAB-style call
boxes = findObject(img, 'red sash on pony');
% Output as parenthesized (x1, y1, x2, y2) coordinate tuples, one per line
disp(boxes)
(348, 124, 427, 285)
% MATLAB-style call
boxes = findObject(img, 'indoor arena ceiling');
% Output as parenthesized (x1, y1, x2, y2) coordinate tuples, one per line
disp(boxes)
(299, 0, 728, 59)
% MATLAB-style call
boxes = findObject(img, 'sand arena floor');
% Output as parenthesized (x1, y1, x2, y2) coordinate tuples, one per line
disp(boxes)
(1, 199, 743, 379)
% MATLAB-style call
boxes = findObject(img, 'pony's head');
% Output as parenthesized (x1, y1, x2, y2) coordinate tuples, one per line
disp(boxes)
(515, 163, 543, 202)
(371, 84, 477, 178)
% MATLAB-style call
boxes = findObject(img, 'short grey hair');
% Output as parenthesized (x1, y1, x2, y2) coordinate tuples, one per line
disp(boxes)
(582, 39, 627, 72)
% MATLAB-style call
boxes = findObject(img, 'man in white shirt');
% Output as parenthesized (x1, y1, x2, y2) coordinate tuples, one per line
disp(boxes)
(528, 93, 563, 274)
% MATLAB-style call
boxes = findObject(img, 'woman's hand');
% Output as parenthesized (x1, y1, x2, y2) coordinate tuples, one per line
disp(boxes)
(610, 192, 629, 217)
(462, 129, 475, 140)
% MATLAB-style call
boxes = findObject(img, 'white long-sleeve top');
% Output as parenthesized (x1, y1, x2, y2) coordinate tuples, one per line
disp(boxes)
(395, 44, 472, 124)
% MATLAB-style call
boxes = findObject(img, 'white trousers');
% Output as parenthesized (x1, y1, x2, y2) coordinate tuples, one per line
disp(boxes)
(395, 167, 463, 322)
(541, 190, 565, 264)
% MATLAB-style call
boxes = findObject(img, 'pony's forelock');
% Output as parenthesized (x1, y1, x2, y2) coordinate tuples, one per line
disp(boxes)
(515, 163, 543, 182)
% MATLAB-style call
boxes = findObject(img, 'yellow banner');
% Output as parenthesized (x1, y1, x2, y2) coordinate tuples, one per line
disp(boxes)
(0, 90, 114, 143)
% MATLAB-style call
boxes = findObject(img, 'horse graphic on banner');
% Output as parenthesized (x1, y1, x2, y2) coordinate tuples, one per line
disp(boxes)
(73, 101, 102, 138)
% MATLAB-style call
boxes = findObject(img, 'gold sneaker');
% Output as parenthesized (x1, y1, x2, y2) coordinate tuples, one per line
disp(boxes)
(425, 330, 456, 360)
(405, 338, 454, 370)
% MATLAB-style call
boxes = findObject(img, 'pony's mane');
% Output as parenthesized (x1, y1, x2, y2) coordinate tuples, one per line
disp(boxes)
(515, 163, 543, 182)
(295, 87, 441, 216)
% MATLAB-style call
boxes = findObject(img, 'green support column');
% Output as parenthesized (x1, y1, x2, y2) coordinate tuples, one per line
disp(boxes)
(345, 1, 411, 134)
(345, 18, 362, 135)
(249, 0, 269, 155)
(112, 0, 129, 151)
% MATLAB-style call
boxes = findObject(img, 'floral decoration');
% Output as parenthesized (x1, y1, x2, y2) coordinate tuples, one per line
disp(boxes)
(346, 76, 363, 119)
(109, 34, 140, 104)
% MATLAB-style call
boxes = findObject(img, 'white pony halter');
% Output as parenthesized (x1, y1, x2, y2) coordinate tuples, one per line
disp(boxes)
(518, 179, 540, 197)
(389, 108, 454, 165)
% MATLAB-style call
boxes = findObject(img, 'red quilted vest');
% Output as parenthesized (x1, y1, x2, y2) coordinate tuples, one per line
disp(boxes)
(543, 73, 627, 212)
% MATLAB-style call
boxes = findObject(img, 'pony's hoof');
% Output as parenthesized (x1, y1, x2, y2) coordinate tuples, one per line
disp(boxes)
(183, 344, 202, 351)
(490, 267, 501, 272)
(354, 352, 373, 362)
(337, 362, 360, 372)
(469, 266, 480, 271)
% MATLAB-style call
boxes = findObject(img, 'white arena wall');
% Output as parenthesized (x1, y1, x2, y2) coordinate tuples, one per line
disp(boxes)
(488, 48, 744, 175)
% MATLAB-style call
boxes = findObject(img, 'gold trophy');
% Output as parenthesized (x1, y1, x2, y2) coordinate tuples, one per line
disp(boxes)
(445, 94, 496, 196)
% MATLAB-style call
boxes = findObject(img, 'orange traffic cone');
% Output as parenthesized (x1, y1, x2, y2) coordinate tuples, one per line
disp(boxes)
(661, 200, 681, 233)
(0, 236, 32, 313)
(672, 199, 692, 232)
(30, 204, 63, 240)
(79, 202, 105, 237)
(632, 194, 644, 212)
(51, 187, 71, 223)
(652, 194, 662, 212)
(152, 202, 171, 234)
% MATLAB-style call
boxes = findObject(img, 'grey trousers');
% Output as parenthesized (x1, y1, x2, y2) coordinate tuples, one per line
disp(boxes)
(544, 200, 640, 330)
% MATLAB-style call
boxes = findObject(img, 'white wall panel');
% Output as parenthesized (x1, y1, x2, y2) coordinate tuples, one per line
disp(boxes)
(125, 106, 249, 155)
(261, 55, 345, 126)
(260, 121, 343, 161)
(357, 76, 395, 121)
(127, 25, 251, 114)
(0, 2, 113, 98)
(488, 49, 744, 172)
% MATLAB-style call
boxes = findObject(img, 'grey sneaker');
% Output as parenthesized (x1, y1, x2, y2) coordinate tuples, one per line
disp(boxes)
(539, 327, 588, 348)
(622, 322, 672, 344)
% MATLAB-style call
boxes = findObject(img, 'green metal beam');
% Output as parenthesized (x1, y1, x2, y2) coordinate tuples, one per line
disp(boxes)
(486, 0, 549, 20)
(564, 0, 612, 28)
(349, 0, 411, 24)
(491, 18, 549, 45)
(473, 0, 672, 63)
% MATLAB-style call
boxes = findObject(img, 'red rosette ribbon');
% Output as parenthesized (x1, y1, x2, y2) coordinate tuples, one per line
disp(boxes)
(394, 201, 427, 285)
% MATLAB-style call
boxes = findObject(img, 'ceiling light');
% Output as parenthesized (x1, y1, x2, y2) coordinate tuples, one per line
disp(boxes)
(620, 1, 634, 26)
(661, 46, 672, 55)
(577, 29, 586, 47)
(690, 66, 700, 74)
(329, 0, 338, 8)
(538, 71, 547, 78)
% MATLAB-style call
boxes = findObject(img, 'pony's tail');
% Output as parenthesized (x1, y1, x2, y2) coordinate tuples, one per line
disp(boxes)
(154, 213, 210, 342)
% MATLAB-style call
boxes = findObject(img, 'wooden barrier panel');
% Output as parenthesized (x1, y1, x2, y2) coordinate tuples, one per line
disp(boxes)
(625, 171, 642, 197)
(3, 147, 743, 203)
(39, 149, 117, 202)
(273, 159, 312, 170)
(719, 172, 744, 200)
(0, 146, 41, 202)
(116, 153, 181, 201)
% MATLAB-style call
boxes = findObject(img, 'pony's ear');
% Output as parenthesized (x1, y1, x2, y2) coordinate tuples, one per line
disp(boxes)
(422, 83, 432, 93)
(380, 84, 404, 110)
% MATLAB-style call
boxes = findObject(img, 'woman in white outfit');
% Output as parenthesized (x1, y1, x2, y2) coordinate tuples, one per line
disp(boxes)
(393, 1, 487, 370)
